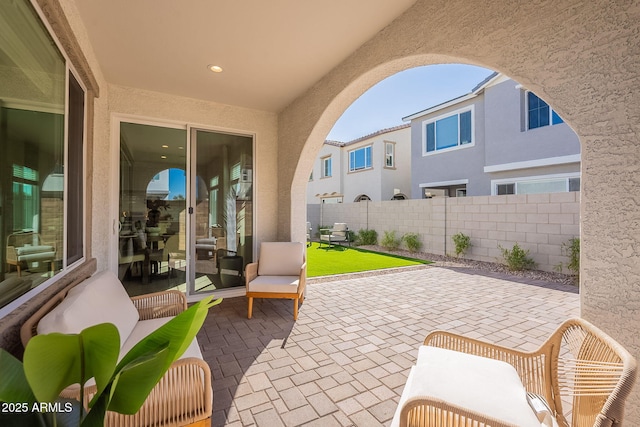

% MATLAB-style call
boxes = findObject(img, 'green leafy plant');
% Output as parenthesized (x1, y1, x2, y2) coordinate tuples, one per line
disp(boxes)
(499, 243, 537, 271)
(402, 233, 422, 253)
(0, 296, 222, 426)
(452, 232, 471, 257)
(555, 237, 580, 280)
(380, 230, 402, 251)
(356, 229, 378, 246)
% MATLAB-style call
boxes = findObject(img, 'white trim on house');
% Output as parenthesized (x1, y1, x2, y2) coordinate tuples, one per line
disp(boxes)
(483, 154, 581, 173)
(490, 172, 581, 195)
(419, 179, 469, 187)
(403, 93, 477, 122)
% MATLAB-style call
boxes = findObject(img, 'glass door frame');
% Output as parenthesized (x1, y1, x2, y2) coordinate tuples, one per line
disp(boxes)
(187, 125, 255, 300)
(111, 115, 255, 301)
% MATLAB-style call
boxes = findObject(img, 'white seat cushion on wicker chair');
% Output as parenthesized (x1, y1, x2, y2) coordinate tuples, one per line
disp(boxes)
(391, 346, 556, 427)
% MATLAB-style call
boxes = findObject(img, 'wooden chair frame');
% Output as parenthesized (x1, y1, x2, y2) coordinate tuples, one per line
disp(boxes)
(245, 254, 306, 321)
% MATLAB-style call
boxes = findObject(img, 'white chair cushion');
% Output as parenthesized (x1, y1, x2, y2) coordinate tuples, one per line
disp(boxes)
(248, 275, 300, 294)
(15, 245, 54, 256)
(17, 251, 55, 262)
(391, 346, 546, 427)
(37, 270, 140, 345)
(257, 242, 304, 276)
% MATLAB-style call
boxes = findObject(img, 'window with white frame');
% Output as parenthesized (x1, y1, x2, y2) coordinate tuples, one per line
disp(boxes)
(424, 107, 473, 154)
(321, 156, 332, 178)
(384, 141, 395, 168)
(349, 145, 372, 172)
(527, 92, 564, 130)
(495, 176, 580, 195)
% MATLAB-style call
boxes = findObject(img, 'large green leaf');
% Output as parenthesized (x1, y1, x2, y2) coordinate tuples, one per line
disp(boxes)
(95, 296, 221, 414)
(80, 347, 172, 426)
(0, 349, 36, 405)
(24, 323, 120, 403)
(106, 346, 171, 414)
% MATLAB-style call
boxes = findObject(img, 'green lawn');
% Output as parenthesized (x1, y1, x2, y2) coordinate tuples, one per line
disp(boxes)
(306, 242, 431, 277)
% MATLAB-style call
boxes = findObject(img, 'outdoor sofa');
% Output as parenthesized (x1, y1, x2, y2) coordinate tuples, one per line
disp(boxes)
(21, 270, 212, 427)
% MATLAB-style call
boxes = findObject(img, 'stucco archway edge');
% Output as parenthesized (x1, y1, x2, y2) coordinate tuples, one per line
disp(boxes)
(278, 0, 640, 422)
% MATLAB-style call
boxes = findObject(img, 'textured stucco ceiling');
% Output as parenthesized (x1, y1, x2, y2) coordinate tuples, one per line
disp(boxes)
(74, 0, 417, 112)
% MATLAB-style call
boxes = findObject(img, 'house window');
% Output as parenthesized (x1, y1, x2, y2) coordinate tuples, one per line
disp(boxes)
(349, 145, 372, 172)
(0, 0, 87, 312)
(497, 183, 516, 195)
(385, 142, 395, 168)
(321, 156, 332, 178)
(424, 108, 473, 154)
(495, 176, 580, 195)
(527, 92, 564, 130)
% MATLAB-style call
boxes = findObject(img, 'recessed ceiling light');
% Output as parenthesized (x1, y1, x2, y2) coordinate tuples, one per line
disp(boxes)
(208, 64, 223, 73)
(162, 144, 169, 148)
(161, 155, 167, 159)
(178, 146, 184, 150)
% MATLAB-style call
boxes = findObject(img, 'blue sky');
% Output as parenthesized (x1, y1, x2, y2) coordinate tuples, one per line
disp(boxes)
(326, 64, 495, 142)
(169, 168, 186, 199)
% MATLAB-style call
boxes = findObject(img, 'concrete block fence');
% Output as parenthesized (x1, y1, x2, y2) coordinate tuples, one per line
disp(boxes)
(307, 192, 580, 273)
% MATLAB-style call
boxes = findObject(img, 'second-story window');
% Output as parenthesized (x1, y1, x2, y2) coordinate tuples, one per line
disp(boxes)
(384, 142, 395, 168)
(424, 108, 473, 154)
(349, 145, 372, 172)
(321, 156, 332, 178)
(527, 92, 564, 130)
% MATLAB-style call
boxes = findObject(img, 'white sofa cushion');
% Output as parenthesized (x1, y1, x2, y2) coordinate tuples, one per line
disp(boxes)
(391, 346, 546, 427)
(37, 270, 139, 344)
(120, 317, 203, 362)
(257, 242, 304, 276)
(248, 275, 300, 294)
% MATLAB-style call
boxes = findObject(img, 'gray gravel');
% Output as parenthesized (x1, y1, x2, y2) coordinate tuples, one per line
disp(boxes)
(309, 244, 578, 287)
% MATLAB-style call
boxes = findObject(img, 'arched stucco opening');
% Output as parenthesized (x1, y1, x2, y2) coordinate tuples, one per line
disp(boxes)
(354, 194, 371, 202)
(279, 2, 640, 420)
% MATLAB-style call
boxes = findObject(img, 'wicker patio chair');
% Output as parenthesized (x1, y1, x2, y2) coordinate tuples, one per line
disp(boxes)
(21, 284, 212, 427)
(394, 317, 637, 427)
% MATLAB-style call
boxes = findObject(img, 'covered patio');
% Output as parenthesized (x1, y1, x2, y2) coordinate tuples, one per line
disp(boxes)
(198, 266, 579, 426)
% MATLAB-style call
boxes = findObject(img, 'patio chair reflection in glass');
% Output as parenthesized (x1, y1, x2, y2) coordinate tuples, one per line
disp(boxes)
(319, 223, 350, 248)
(306, 222, 312, 247)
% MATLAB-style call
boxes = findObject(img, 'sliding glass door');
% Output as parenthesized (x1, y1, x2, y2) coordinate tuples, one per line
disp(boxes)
(118, 121, 253, 298)
(190, 128, 253, 295)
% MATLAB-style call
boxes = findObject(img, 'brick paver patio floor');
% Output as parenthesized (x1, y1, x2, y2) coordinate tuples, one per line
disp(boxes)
(197, 265, 579, 427)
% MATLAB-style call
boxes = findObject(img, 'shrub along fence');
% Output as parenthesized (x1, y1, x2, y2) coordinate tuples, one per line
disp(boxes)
(307, 192, 579, 273)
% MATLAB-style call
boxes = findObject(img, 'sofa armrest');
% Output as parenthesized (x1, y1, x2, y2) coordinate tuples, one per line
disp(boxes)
(62, 357, 212, 426)
(6, 245, 18, 263)
(245, 262, 258, 287)
(131, 290, 187, 320)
